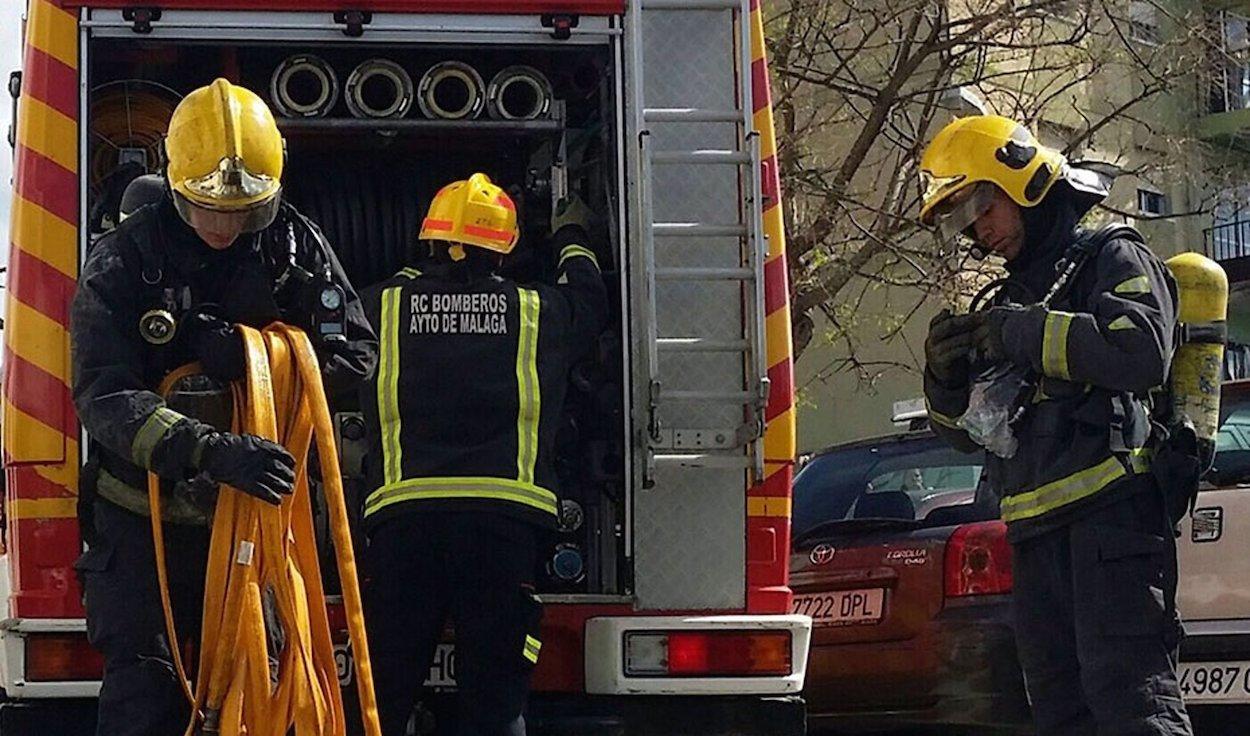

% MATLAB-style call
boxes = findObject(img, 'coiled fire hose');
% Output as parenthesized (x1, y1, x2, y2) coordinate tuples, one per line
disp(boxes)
(271, 55, 340, 119)
(89, 82, 179, 189)
(486, 65, 552, 121)
(345, 59, 414, 119)
(417, 61, 485, 120)
(148, 323, 381, 736)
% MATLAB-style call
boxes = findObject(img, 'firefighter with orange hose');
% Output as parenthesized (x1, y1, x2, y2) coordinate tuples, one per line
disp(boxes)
(69, 79, 376, 735)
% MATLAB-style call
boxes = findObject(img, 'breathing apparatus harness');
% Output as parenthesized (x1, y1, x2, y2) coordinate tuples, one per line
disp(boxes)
(968, 224, 1218, 526)
(131, 200, 348, 349)
(961, 225, 1116, 453)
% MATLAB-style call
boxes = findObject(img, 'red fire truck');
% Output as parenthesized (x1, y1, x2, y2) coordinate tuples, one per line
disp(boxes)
(2, 1, 807, 733)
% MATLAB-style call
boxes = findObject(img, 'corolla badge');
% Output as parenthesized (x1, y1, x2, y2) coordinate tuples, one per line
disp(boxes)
(885, 548, 929, 566)
(809, 543, 837, 565)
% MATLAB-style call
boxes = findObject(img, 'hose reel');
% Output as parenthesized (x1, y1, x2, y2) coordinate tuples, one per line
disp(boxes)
(270, 54, 339, 118)
(417, 61, 486, 120)
(345, 58, 414, 119)
(88, 81, 180, 189)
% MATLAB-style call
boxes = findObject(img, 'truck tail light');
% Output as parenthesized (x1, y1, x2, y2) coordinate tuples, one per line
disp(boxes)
(623, 631, 791, 677)
(944, 520, 1013, 598)
(25, 633, 104, 682)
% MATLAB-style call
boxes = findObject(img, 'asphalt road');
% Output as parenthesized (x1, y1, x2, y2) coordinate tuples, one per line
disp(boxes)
(809, 708, 1244, 736)
(4, 702, 1243, 735)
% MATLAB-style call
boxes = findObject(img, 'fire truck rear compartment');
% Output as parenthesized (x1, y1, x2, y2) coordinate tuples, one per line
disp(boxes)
(87, 38, 629, 598)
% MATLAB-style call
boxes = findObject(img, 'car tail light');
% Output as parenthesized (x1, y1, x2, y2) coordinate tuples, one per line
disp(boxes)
(25, 633, 104, 682)
(944, 520, 1013, 598)
(623, 631, 791, 677)
(326, 598, 349, 643)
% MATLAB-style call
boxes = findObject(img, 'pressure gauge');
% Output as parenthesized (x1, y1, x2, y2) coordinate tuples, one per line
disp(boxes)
(320, 286, 343, 311)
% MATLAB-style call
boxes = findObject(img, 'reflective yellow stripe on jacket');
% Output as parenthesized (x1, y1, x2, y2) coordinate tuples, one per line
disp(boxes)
(999, 449, 1151, 523)
(364, 476, 559, 518)
(523, 635, 542, 664)
(1042, 311, 1075, 380)
(1114, 275, 1150, 295)
(558, 244, 599, 270)
(515, 288, 542, 485)
(378, 286, 405, 486)
(924, 397, 962, 431)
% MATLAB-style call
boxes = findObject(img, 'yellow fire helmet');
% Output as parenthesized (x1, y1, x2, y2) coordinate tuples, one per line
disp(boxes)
(919, 115, 1067, 239)
(419, 173, 520, 254)
(165, 78, 285, 234)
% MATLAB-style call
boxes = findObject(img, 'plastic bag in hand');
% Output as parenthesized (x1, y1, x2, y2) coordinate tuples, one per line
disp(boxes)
(958, 365, 1031, 459)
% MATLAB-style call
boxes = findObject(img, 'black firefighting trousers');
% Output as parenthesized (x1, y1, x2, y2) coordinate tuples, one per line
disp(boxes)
(75, 499, 210, 736)
(364, 511, 542, 736)
(1012, 476, 1194, 736)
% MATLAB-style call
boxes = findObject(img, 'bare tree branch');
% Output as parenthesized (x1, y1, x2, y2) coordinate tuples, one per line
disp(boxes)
(768, 0, 1223, 384)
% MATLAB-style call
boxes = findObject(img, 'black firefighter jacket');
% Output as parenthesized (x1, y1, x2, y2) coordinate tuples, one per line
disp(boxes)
(925, 219, 1178, 542)
(359, 236, 609, 532)
(71, 198, 378, 525)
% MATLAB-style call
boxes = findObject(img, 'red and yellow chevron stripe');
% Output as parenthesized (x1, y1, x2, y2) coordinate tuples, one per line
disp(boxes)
(4, 0, 83, 618)
(745, 0, 797, 614)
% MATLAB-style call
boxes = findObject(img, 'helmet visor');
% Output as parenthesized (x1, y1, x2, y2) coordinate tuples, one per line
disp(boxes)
(930, 182, 996, 243)
(173, 190, 281, 235)
(183, 155, 279, 204)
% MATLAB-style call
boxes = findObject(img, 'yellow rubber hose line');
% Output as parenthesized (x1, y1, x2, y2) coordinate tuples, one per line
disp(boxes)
(147, 324, 381, 736)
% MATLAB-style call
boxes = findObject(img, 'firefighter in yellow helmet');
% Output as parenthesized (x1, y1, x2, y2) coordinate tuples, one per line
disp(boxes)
(359, 173, 607, 735)
(70, 79, 377, 736)
(919, 115, 1193, 735)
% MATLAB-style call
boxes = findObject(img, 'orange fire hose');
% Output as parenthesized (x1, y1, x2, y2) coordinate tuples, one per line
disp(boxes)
(148, 323, 381, 736)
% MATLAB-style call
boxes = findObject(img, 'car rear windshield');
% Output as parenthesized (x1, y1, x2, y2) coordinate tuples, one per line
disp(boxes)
(1208, 391, 1250, 487)
(793, 433, 992, 539)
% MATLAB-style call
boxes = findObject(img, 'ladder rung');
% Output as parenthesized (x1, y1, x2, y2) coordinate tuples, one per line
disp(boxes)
(651, 453, 751, 469)
(653, 223, 748, 237)
(656, 267, 753, 281)
(644, 107, 743, 123)
(642, 0, 740, 8)
(662, 390, 755, 402)
(652, 150, 751, 165)
(655, 427, 744, 450)
(657, 338, 750, 353)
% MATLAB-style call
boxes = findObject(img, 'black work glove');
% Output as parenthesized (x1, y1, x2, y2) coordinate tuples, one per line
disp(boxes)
(973, 306, 1027, 366)
(184, 311, 247, 382)
(193, 432, 296, 505)
(924, 308, 980, 387)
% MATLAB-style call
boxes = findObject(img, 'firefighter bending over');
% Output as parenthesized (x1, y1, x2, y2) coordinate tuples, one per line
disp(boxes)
(70, 79, 377, 736)
(920, 115, 1192, 736)
(360, 174, 608, 736)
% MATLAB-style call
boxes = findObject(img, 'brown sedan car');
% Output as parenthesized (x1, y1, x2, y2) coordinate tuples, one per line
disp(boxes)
(791, 430, 1031, 734)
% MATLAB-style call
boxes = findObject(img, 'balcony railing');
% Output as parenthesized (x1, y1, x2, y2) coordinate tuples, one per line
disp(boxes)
(1205, 219, 1250, 261)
